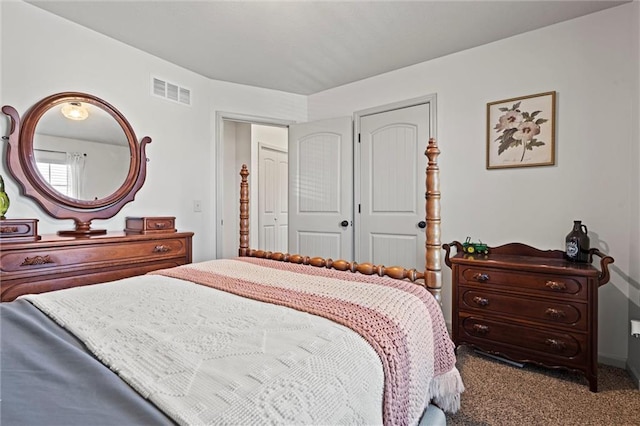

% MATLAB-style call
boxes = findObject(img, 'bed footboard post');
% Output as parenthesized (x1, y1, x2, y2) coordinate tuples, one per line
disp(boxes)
(425, 138, 442, 304)
(239, 164, 250, 257)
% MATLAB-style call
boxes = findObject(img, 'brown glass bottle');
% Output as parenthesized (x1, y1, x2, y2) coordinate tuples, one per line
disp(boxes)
(565, 220, 590, 262)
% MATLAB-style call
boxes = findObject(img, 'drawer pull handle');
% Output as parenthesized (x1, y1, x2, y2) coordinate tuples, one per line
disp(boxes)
(545, 280, 567, 291)
(473, 273, 490, 283)
(153, 245, 171, 253)
(154, 223, 167, 229)
(545, 308, 566, 320)
(545, 338, 567, 352)
(472, 296, 490, 306)
(472, 324, 490, 335)
(0, 226, 19, 234)
(21, 255, 54, 266)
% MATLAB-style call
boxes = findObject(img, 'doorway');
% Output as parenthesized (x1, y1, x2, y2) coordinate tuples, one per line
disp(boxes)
(216, 112, 291, 259)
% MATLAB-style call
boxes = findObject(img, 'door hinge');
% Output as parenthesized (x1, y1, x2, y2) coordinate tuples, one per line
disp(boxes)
(358, 204, 361, 213)
(358, 133, 361, 143)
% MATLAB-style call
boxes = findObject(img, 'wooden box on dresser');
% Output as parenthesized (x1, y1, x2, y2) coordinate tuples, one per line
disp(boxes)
(1, 231, 194, 302)
(442, 242, 614, 392)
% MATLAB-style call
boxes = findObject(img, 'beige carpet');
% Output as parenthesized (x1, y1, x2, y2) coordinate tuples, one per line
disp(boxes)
(446, 346, 640, 426)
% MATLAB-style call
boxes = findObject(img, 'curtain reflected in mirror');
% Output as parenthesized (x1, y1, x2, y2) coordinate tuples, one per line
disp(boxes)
(67, 152, 86, 198)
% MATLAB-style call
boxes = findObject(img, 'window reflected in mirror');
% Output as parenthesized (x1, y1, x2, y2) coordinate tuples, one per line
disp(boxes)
(35, 149, 73, 197)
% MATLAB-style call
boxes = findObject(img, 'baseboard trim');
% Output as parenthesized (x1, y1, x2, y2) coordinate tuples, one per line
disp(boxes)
(626, 362, 640, 390)
(597, 353, 627, 369)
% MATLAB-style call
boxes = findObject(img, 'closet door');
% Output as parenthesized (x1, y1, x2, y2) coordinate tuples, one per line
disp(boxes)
(258, 144, 288, 253)
(357, 103, 430, 270)
(288, 117, 353, 260)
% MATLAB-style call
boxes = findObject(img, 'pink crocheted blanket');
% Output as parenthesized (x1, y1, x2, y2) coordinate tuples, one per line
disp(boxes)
(153, 257, 463, 425)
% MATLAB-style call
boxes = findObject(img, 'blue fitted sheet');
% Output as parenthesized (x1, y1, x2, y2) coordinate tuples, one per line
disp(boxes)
(0, 299, 175, 426)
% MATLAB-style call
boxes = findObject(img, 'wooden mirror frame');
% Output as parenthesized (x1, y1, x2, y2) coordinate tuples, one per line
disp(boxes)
(2, 92, 151, 236)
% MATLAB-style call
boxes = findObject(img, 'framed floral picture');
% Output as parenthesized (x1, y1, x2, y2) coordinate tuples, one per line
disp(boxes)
(486, 91, 556, 169)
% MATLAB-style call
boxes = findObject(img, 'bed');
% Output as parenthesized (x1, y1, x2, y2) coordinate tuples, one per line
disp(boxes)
(1, 138, 463, 426)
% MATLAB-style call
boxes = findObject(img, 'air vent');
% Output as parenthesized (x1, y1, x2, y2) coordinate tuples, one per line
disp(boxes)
(151, 76, 191, 106)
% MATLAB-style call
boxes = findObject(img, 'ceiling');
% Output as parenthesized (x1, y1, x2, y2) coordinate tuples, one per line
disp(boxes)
(27, 1, 629, 95)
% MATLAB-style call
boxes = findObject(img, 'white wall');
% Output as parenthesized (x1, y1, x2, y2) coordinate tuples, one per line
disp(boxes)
(309, 3, 639, 366)
(0, 1, 306, 262)
(222, 121, 239, 259)
(224, 121, 252, 257)
(252, 124, 288, 151)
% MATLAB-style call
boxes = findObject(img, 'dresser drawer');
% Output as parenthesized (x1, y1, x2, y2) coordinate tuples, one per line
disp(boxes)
(459, 287, 587, 331)
(125, 216, 176, 234)
(1, 237, 188, 277)
(458, 315, 587, 363)
(1, 231, 193, 302)
(0, 219, 40, 242)
(1, 259, 187, 302)
(459, 266, 587, 300)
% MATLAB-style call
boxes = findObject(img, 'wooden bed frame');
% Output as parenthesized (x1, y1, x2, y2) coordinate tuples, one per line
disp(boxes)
(237, 138, 443, 303)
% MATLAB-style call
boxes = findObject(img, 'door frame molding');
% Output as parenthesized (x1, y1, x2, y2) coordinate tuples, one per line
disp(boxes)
(215, 111, 294, 258)
(352, 93, 437, 260)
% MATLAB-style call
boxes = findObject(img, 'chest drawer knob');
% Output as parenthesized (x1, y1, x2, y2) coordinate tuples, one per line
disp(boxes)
(545, 280, 567, 291)
(472, 273, 490, 283)
(544, 308, 567, 320)
(472, 324, 490, 335)
(472, 296, 490, 306)
(154, 223, 167, 229)
(153, 245, 171, 253)
(545, 338, 567, 352)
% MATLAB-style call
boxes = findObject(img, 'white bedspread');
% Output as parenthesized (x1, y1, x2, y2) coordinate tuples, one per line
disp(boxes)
(24, 274, 386, 425)
(24, 258, 463, 425)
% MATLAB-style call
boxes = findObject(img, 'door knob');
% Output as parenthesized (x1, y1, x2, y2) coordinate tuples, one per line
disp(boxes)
(417, 221, 426, 229)
(340, 220, 349, 227)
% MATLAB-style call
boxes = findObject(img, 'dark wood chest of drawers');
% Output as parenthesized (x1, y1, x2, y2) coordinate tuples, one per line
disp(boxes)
(1, 231, 193, 302)
(443, 242, 613, 392)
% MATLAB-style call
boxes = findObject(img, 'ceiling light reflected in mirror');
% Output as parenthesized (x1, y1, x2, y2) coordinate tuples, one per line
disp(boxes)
(61, 102, 88, 121)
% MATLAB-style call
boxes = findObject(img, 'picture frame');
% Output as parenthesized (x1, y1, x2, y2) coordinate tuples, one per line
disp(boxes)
(486, 91, 556, 169)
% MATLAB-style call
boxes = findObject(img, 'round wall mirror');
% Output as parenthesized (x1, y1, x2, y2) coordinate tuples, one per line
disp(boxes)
(2, 92, 151, 235)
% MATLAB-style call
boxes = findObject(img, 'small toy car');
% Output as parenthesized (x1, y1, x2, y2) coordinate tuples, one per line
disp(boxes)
(462, 237, 489, 255)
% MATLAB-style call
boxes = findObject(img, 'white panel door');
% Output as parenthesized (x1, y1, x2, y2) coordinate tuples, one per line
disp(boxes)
(258, 145, 288, 253)
(289, 117, 353, 260)
(358, 103, 430, 269)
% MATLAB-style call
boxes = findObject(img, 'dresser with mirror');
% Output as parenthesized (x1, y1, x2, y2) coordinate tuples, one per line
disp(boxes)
(1, 92, 193, 301)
